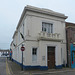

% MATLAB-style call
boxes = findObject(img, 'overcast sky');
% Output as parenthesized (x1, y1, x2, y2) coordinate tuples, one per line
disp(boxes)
(0, 0, 75, 49)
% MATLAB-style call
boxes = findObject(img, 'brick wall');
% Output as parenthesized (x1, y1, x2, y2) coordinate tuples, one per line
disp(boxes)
(66, 22, 75, 67)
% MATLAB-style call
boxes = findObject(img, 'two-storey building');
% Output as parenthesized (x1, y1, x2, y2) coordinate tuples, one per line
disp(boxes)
(66, 22, 75, 68)
(11, 5, 67, 70)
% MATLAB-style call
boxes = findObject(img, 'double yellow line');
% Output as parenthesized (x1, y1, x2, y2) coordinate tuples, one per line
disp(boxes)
(6, 58, 10, 75)
(6, 58, 13, 75)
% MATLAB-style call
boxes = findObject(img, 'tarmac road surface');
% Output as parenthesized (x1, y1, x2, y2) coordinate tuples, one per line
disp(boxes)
(0, 57, 7, 75)
(1, 57, 75, 75)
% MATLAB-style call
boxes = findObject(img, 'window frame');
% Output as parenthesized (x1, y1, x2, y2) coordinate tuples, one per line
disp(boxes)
(42, 22, 53, 33)
(32, 48, 37, 62)
(23, 24, 24, 35)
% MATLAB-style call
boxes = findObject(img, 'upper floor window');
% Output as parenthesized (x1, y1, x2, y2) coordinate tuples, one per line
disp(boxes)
(18, 30, 20, 42)
(74, 34, 75, 38)
(42, 22, 53, 33)
(23, 24, 24, 35)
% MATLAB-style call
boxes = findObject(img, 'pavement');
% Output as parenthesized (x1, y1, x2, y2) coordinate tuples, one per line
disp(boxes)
(7, 59, 75, 75)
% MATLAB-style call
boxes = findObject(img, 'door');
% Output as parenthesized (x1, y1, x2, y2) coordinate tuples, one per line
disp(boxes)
(47, 46, 55, 69)
(70, 44, 75, 68)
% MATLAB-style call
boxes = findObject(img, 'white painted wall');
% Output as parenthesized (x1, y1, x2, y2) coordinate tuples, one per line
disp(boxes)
(26, 14, 66, 42)
(0, 52, 2, 57)
(38, 41, 62, 66)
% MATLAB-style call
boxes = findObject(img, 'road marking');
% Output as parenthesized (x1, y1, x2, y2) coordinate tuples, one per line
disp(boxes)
(6, 58, 10, 75)
(6, 58, 14, 75)
(9, 64, 14, 75)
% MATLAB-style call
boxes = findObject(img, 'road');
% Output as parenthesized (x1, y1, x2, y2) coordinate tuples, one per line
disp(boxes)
(0, 57, 75, 75)
(0, 57, 7, 75)
(34, 71, 75, 75)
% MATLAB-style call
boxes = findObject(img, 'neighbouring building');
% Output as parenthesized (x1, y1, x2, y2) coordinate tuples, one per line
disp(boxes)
(0, 49, 9, 57)
(10, 5, 68, 70)
(66, 22, 75, 68)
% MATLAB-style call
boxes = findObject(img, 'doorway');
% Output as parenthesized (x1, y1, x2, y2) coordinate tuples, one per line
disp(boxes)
(47, 46, 55, 69)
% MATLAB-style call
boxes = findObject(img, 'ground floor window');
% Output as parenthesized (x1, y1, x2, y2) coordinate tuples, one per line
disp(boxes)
(32, 48, 37, 62)
(72, 51, 75, 64)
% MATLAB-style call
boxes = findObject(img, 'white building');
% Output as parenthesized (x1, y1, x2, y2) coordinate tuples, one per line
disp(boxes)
(0, 52, 2, 57)
(10, 5, 67, 70)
